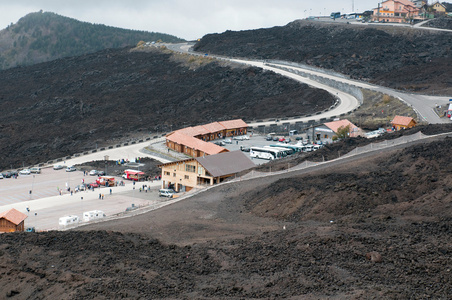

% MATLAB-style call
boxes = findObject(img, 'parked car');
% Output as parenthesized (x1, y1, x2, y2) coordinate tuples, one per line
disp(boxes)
(89, 170, 98, 176)
(278, 137, 286, 142)
(30, 167, 41, 174)
(98, 171, 105, 176)
(0, 173, 3, 179)
(285, 138, 291, 144)
(240, 146, 250, 152)
(2, 171, 12, 178)
(75, 184, 87, 192)
(66, 166, 76, 172)
(266, 136, 273, 141)
(296, 136, 303, 141)
(159, 188, 175, 198)
(272, 136, 279, 141)
(25, 227, 36, 232)
(19, 169, 31, 175)
(53, 164, 65, 170)
(224, 138, 232, 144)
(215, 141, 226, 146)
(88, 182, 99, 188)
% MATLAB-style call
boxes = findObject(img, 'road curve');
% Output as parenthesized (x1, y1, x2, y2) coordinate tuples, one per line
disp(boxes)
(167, 42, 450, 125)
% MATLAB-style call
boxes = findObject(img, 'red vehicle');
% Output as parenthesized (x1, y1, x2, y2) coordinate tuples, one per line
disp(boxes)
(122, 169, 146, 181)
(88, 182, 99, 188)
(278, 137, 286, 142)
(96, 176, 115, 187)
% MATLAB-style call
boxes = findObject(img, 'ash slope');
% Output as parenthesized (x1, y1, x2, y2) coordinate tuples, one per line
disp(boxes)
(195, 20, 452, 94)
(0, 47, 334, 170)
(1, 136, 452, 299)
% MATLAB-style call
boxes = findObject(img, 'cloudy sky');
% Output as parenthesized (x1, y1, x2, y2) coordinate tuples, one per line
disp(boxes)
(1, 1, 381, 40)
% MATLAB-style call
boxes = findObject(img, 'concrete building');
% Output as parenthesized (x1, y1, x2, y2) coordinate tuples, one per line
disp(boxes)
(310, 119, 362, 144)
(373, 0, 421, 23)
(0, 208, 27, 232)
(159, 150, 255, 192)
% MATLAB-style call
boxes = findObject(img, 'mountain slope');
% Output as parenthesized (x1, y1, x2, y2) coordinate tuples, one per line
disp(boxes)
(0, 46, 334, 170)
(0, 11, 185, 70)
(194, 20, 452, 94)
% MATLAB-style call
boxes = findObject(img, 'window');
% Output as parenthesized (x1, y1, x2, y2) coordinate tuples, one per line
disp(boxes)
(164, 171, 170, 176)
(185, 165, 196, 172)
(198, 166, 204, 175)
(184, 175, 189, 180)
(173, 173, 176, 177)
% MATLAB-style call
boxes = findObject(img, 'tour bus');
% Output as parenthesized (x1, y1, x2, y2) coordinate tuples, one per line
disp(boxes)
(273, 144, 301, 153)
(250, 147, 283, 160)
(266, 145, 294, 156)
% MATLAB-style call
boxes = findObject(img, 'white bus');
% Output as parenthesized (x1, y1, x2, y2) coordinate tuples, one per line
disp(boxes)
(265, 146, 293, 156)
(250, 147, 283, 160)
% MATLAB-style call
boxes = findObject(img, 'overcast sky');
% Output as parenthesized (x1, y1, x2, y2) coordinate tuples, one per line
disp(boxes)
(2, 1, 384, 40)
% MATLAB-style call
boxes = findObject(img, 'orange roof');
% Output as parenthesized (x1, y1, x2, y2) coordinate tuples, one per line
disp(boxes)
(177, 125, 210, 137)
(167, 132, 228, 155)
(0, 208, 27, 225)
(391, 116, 416, 126)
(219, 119, 248, 130)
(202, 122, 226, 133)
(324, 119, 358, 134)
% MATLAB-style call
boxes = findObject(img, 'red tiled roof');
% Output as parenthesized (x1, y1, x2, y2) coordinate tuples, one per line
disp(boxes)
(391, 115, 415, 126)
(0, 208, 27, 225)
(324, 119, 358, 134)
(202, 122, 226, 133)
(219, 119, 248, 130)
(167, 132, 228, 155)
(177, 125, 210, 137)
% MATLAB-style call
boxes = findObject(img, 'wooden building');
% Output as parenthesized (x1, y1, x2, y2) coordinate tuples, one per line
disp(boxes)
(391, 115, 417, 130)
(166, 119, 248, 157)
(0, 208, 27, 232)
(159, 150, 255, 192)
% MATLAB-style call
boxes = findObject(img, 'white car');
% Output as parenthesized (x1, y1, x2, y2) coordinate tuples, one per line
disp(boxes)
(19, 169, 31, 175)
(89, 170, 98, 176)
(0, 173, 3, 179)
(66, 166, 76, 172)
(30, 167, 41, 174)
(53, 164, 65, 170)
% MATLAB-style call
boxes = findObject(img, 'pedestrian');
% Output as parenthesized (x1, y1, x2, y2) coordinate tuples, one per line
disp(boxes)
(110, 188, 112, 195)
(101, 194, 104, 200)
(70, 190, 73, 196)
(99, 193, 101, 199)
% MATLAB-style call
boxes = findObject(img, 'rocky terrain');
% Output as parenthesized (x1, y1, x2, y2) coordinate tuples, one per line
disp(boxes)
(423, 16, 452, 30)
(194, 20, 452, 94)
(1, 133, 452, 299)
(0, 46, 334, 171)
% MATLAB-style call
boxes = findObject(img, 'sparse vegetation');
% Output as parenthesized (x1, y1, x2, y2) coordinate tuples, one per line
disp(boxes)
(0, 11, 185, 70)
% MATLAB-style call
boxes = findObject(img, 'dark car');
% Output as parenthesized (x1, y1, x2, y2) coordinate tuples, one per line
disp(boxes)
(272, 136, 279, 141)
(240, 146, 250, 152)
(2, 171, 12, 178)
(266, 136, 273, 141)
(98, 171, 106, 176)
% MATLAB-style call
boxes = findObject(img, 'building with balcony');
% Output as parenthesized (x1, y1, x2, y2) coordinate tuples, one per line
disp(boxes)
(159, 150, 255, 192)
(373, 0, 421, 23)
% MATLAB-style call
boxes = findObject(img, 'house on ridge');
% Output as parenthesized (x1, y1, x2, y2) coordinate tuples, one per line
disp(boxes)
(391, 115, 417, 130)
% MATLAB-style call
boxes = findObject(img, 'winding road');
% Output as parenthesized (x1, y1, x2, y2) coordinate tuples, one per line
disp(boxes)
(166, 42, 450, 126)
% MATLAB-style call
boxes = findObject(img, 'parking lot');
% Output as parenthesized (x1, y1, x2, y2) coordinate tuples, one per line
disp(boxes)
(218, 132, 307, 164)
(0, 167, 165, 231)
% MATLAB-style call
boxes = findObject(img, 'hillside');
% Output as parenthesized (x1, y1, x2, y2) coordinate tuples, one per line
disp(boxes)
(1, 134, 452, 299)
(0, 46, 334, 170)
(0, 11, 185, 70)
(194, 20, 452, 94)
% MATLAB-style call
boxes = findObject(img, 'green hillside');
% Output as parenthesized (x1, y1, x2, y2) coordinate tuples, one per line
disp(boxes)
(0, 11, 185, 70)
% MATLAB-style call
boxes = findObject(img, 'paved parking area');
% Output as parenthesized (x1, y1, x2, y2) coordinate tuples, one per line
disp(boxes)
(0, 167, 165, 231)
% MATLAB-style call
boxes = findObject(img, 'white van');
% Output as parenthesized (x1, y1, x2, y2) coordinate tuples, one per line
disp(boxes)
(59, 215, 79, 226)
(159, 189, 175, 198)
(83, 210, 106, 222)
